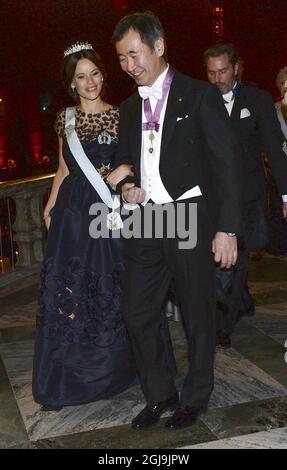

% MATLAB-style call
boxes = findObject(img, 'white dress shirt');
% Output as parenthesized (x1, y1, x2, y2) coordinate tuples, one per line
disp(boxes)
(140, 66, 201, 205)
(223, 88, 236, 116)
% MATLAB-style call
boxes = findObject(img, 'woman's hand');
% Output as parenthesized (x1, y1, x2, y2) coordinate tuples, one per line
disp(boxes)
(106, 164, 134, 190)
(43, 206, 53, 231)
(43, 213, 51, 230)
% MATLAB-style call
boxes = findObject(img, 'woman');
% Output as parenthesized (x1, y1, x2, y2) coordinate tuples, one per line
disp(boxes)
(32, 42, 136, 411)
(268, 67, 287, 259)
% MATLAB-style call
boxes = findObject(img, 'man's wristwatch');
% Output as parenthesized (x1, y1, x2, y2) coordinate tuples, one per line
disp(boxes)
(225, 232, 236, 237)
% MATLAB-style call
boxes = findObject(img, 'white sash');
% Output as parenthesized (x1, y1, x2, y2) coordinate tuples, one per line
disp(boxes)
(65, 107, 122, 230)
(276, 103, 287, 140)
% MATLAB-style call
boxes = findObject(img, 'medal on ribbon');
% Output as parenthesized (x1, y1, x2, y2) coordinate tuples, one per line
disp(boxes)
(107, 211, 123, 230)
(107, 196, 123, 231)
(141, 67, 175, 156)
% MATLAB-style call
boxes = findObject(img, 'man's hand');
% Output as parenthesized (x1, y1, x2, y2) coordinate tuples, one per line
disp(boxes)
(212, 232, 238, 269)
(283, 202, 287, 219)
(122, 183, 146, 204)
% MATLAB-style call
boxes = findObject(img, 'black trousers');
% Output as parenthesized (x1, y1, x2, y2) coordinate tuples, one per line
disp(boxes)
(122, 199, 216, 408)
(216, 248, 255, 335)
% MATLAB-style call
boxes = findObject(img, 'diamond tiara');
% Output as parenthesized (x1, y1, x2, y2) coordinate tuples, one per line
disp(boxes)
(64, 42, 93, 58)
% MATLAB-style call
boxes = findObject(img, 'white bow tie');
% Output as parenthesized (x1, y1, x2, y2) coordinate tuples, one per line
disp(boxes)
(138, 84, 162, 101)
(223, 90, 234, 103)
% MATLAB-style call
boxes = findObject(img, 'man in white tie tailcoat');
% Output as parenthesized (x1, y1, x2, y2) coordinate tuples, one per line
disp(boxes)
(204, 43, 287, 348)
(110, 12, 242, 430)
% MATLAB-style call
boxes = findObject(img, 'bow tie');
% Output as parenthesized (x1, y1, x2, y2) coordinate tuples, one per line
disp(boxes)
(138, 84, 162, 101)
(223, 84, 238, 104)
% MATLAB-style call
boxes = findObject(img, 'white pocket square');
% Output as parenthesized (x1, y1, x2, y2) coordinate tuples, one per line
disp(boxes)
(240, 108, 251, 119)
(176, 114, 189, 122)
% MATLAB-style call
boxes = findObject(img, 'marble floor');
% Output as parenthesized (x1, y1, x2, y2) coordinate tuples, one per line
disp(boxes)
(1, 259, 287, 450)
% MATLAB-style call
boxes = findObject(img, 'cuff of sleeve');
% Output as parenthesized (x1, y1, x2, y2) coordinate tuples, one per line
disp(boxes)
(122, 194, 139, 211)
(282, 195, 287, 202)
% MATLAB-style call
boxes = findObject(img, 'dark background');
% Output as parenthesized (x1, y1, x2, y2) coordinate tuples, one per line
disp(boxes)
(0, 0, 286, 177)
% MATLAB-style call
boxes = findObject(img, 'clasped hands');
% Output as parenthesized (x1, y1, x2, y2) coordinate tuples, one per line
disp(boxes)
(106, 165, 146, 204)
(121, 182, 146, 204)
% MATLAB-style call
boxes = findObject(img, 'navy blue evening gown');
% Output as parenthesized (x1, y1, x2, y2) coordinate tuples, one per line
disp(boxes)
(32, 107, 136, 409)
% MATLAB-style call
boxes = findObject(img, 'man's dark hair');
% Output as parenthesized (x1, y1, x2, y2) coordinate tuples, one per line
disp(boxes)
(203, 43, 239, 68)
(112, 11, 167, 60)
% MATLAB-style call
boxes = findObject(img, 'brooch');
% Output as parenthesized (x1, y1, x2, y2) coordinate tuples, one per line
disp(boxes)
(97, 163, 112, 179)
(65, 124, 75, 138)
(98, 130, 112, 145)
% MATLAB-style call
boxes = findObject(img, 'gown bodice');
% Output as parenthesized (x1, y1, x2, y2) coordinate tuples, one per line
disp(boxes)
(55, 105, 119, 176)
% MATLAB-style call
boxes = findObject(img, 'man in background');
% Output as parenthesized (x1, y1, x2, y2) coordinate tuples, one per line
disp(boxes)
(204, 43, 287, 347)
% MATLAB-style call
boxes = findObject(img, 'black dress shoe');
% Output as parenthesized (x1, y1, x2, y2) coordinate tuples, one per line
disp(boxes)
(216, 331, 231, 349)
(238, 306, 255, 318)
(166, 404, 208, 430)
(131, 394, 179, 430)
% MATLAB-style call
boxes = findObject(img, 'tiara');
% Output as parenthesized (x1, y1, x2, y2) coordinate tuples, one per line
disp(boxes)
(64, 42, 93, 57)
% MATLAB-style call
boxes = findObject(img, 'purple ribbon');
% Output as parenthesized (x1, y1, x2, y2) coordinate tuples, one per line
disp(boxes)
(142, 122, 160, 132)
(142, 67, 175, 132)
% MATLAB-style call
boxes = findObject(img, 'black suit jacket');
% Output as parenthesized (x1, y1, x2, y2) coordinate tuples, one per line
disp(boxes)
(225, 84, 287, 249)
(116, 70, 243, 235)
(229, 83, 287, 205)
